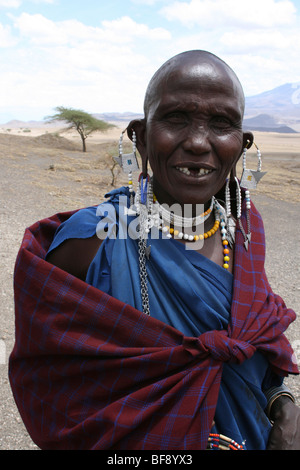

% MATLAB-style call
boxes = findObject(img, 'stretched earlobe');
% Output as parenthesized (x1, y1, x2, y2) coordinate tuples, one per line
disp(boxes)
(243, 132, 254, 150)
(127, 119, 148, 177)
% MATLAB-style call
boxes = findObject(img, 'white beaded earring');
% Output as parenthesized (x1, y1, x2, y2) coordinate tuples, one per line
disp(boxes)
(224, 178, 236, 248)
(114, 128, 139, 173)
(234, 176, 251, 251)
(240, 142, 266, 190)
(113, 128, 139, 205)
(239, 141, 266, 250)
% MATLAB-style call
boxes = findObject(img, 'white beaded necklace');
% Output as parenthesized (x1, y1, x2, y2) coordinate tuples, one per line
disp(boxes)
(153, 197, 215, 228)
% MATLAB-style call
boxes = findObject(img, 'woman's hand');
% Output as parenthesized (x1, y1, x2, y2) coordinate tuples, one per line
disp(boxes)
(267, 396, 300, 450)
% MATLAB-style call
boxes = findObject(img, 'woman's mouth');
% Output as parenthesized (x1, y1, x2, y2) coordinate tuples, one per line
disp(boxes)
(175, 166, 214, 177)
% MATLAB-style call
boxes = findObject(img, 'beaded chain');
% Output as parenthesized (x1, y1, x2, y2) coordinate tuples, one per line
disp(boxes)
(128, 170, 134, 205)
(215, 203, 231, 270)
(207, 433, 245, 450)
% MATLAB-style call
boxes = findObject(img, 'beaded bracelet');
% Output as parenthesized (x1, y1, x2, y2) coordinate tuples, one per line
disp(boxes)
(264, 384, 296, 420)
(207, 433, 245, 450)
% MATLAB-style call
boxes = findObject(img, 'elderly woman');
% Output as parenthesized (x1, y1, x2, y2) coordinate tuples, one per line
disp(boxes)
(9, 50, 300, 450)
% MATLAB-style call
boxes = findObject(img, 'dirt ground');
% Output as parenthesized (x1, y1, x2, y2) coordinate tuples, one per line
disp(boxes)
(0, 127, 299, 450)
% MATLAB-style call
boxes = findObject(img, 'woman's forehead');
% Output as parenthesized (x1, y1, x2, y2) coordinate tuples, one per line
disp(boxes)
(150, 63, 244, 115)
(146, 57, 245, 117)
(166, 60, 238, 92)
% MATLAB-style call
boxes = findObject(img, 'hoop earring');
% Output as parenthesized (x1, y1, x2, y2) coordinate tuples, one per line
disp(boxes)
(240, 141, 266, 190)
(114, 128, 139, 172)
(113, 128, 140, 205)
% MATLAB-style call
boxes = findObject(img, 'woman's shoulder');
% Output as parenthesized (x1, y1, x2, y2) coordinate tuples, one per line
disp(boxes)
(45, 205, 104, 282)
(45, 186, 130, 280)
(50, 187, 130, 245)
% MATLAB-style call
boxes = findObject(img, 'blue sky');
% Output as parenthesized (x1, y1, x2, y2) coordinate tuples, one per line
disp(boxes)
(0, 0, 300, 122)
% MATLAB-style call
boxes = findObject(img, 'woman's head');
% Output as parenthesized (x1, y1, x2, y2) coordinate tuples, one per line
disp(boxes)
(129, 50, 253, 206)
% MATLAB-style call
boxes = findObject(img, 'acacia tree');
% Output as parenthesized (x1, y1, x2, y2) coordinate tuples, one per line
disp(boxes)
(46, 106, 115, 152)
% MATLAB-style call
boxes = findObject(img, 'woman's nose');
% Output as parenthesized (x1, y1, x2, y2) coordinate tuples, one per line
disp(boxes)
(182, 125, 211, 154)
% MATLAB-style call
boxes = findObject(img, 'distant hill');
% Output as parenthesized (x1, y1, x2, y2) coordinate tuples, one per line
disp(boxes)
(0, 113, 143, 129)
(243, 113, 297, 133)
(93, 112, 143, 123)
(1, 119, 59, 129)
(244, 83, 300, 132)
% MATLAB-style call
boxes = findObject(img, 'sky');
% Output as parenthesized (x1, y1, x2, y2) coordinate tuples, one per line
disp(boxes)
(0, 0, 300, 122)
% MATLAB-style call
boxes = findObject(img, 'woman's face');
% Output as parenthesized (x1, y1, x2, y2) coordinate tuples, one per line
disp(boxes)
(137, 61, 252, 206)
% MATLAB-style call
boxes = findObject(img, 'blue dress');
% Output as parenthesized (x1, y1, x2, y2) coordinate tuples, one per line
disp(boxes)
(47, 187, 277, 450)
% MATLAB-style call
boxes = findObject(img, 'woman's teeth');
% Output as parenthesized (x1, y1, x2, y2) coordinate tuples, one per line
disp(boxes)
(176, 166, 212, 176)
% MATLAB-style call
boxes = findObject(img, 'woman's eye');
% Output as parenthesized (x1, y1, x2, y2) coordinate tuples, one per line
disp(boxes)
(211, 116, 233, 128)
(164, 112, 186, 123)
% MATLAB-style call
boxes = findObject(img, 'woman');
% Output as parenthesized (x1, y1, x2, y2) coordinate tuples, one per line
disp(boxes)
(9, 50, 300, 450)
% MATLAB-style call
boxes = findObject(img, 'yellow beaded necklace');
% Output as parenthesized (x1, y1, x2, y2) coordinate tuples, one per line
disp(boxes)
(160, 219, 220, 242)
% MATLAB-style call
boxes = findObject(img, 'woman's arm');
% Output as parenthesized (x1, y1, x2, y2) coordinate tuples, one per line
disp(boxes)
(266, 387, 300, 450)
(47, 235, 103, 281)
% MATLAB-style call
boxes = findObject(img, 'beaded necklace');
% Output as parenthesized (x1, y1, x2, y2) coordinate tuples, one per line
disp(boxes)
(153, 195, 231, 270)
(135, 179, 233, 316)
(154, 195, 214, 228)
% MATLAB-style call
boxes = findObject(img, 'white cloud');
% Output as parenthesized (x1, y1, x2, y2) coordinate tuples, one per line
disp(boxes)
(0, 0, 55, 7)
(161, 0, 297, 28)
(221, 30, 291, 52)
(12, 13, 171, 45)
(0, 13, 172, 119)
(101, 16, 171, 42)
(0, 22, 17, 46)
(30, 0, 56, 3)
(157, 0, 300, 97)
(130, 0, 162, 4)
(0, 0, 22, 7)
(1, 3, 299, 121)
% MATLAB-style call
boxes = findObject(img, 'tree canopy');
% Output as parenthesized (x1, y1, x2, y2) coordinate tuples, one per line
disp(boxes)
(46, 106, 115, 152)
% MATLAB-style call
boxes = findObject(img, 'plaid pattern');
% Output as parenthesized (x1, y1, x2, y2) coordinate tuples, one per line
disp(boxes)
(9, 203, 298, 450)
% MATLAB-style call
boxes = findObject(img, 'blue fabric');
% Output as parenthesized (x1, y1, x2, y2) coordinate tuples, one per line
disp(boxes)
(47, 187, 273, 450)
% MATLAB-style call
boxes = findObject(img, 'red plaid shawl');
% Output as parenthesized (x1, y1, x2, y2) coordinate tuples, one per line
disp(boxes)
(9, 204, 298, 450)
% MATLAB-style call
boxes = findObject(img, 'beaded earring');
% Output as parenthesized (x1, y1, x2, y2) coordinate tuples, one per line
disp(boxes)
(240, 141, 266, 190)
(224, 178, 236, 248)
(225, 176, 251, 251)
(239, 141, 266, 250)
(136, 173, 153, 253)
(113, 128, 139, 204)
(235, 176, 251, 250)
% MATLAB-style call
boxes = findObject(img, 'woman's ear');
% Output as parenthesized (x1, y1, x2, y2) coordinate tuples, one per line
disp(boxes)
(231, 132, 254, 180)
(242, 131, 254, 150)
(127, 119, 148, 176)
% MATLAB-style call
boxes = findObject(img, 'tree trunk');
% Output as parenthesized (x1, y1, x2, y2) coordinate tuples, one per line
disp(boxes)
(81, 136, 87, 152)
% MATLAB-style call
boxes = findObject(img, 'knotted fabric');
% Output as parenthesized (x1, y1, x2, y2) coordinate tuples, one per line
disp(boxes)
(183, 331, 256, 363)
(9, 203, 298, 450)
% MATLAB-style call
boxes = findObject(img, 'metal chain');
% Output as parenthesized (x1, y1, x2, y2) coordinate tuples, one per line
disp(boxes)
(138, 237, 151, 316)
(138, 203, 151, 316)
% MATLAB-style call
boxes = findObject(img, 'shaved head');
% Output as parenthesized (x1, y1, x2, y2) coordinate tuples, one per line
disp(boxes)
(144, 50, 245, 119)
